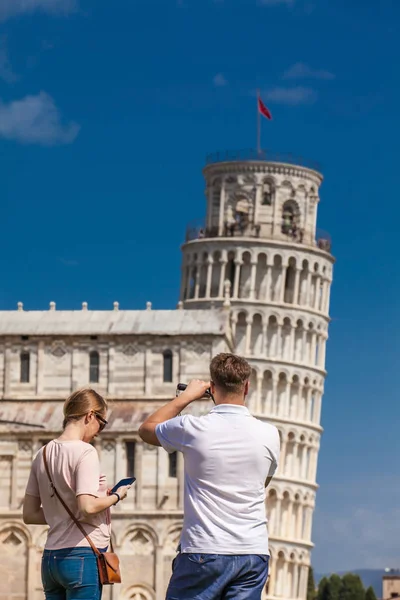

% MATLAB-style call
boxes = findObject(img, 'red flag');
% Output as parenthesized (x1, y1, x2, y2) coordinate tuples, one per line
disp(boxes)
(258, 97, 272, 120)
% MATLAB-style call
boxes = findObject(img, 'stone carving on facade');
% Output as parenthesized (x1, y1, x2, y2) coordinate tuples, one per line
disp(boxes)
(164, 525, 182, 556)
(18, 441, 32, 454)
(103, 441, 115, 453)
(123, 529, 154, 556)
(121, 343, 140, 358)
(2, 530, 23, 549)
(122, 585, 155, 600)
(47, 341, 68, 359)
(183, 341, 208, 356)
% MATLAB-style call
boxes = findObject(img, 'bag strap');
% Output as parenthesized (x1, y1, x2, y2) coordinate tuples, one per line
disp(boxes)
(43, 444, 102, 557)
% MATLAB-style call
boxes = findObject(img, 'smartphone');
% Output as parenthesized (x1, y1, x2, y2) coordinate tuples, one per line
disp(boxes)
(111, 477, 136, 494)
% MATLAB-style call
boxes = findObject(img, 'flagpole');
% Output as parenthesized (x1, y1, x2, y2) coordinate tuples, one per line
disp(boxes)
(257, 89, 261, 155)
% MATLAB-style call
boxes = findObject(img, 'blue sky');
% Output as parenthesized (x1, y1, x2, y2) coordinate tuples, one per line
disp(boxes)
(1, 0, 399, 574)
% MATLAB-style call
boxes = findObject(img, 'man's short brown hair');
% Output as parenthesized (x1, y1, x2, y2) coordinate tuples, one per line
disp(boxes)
(210, 353, 251, 394)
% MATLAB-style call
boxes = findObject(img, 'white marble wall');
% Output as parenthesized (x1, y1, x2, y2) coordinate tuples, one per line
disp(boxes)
(0, 335, 227, 400)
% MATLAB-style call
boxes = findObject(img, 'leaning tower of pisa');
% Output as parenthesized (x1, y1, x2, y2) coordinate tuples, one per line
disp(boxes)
(180, 149, 334, 600)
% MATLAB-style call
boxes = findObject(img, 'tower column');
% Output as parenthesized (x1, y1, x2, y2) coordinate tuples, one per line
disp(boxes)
(279, 439, 287, 476)
(320, 334, 327, 368)
(297, 504, 303, 539)
(312, 448, 319, 481)
(231, 314, 237, 344)
(218, 256, 227, 298)
(295, 384, 303, 420)
(206, 184, 213, 232)
(283, 378, 290, 418)
(276, 321, 283, 358)
(271, 376, 278, 414)
(265, 263, 271, 302)
(253, 181, 262, 224)
(306, 271, 312, 306)
(282, 559, 289, 597)
(286, 500, 294, 538)
(245, 317, 252, 355)
(292, 442, 299, 478)
(249, 261, 258, 299)
(310, 331, 317, 366)
(293, 267, 301, 305)
(315, 390, 322, 423)
(261, 322, 267, 355)
(321, 278, 328, 312)
(256, 374, 263, 413)
(289, 325, 296, 362)
(313, 275, 321, 310)
(302, 329, 307, 363)
(233, 259, 242, 299)
(269, 553, 277, 596)
(194, 259, 201, 299)
(293, 560, 300, 598)
(306, 506, 313, 540)
(205, 257, 213, 298)
(325, 279, 332, 314)
(307, 386, 313, 421)
(280, 264, 288, 303)
(218, 178, 226, 236)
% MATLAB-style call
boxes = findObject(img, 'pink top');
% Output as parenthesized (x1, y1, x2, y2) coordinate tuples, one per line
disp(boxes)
(26, 439, 110, 550)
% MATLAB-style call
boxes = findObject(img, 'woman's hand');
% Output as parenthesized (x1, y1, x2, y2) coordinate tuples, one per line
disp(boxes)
(114, 485, 131, 502)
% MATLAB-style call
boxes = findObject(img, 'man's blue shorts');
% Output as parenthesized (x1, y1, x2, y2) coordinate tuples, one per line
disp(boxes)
(166, 552, 269, 600)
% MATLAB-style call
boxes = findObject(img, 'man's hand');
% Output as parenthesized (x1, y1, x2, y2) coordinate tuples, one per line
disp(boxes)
(138, 380, 210, 447)
(180, 380, 211, 402)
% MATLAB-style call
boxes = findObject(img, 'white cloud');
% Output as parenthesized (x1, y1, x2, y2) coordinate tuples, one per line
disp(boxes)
(0, 92, 80, 145)
(0, 0, 76, 21)
(0, 38, 18, 83)
(283, 62, 335, 81)
(263, 86, 317, 105)
(213, 73, 228, 87)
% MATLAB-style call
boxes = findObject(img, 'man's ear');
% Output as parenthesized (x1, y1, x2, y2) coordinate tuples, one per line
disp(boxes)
(244, 380, 249, 396)
(210, 381, 216, 395)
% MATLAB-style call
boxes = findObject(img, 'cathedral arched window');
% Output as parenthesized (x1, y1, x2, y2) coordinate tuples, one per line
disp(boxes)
(20, 352, 30, 383)
(89, 351, 100, 383)
(163, 350, 173, 383)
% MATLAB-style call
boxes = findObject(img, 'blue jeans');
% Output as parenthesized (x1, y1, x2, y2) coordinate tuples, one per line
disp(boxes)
(166, 553, 269, 600)
(42, 547, 105, 600)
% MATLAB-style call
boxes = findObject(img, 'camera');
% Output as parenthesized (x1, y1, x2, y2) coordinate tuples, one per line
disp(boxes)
(176, 383, 214, 402)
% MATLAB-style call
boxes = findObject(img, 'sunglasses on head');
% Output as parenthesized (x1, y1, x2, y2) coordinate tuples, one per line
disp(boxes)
(94, 412, 108, 432)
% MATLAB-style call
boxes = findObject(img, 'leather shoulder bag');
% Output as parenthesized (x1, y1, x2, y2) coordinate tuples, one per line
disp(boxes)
(42, 444, 121, 585)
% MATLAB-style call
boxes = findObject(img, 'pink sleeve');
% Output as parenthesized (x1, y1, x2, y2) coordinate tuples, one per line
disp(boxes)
(25, 455, 40, 498)
(75, 447, 101, 497)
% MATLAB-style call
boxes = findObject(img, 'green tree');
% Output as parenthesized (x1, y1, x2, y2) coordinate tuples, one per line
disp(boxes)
(307, 566, 317, 600)
(317, 577, 331, 600)
(365, 587, 377, 600)
(329, 573, 343, 600)
(339, 573, 365, 600)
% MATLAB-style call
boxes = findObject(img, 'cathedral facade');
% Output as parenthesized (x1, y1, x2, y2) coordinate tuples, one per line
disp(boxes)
(0, 150, 334, 600)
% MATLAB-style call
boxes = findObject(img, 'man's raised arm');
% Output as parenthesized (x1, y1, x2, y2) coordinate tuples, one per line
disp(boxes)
(138, 379, 210, 446)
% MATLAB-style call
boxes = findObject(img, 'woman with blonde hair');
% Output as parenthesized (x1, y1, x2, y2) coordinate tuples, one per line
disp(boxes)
(23, 388, 131, 600)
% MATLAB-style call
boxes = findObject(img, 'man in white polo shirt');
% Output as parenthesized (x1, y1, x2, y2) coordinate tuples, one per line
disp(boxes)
(139, 353, 280, 600)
